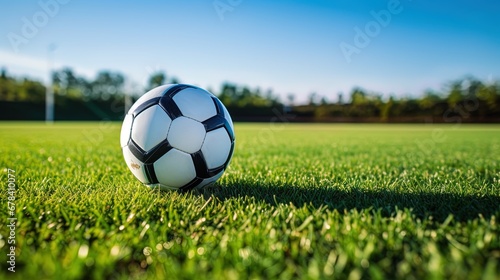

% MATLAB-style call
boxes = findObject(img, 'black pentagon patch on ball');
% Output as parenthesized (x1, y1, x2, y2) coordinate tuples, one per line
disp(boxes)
(203, 97, 235, 141)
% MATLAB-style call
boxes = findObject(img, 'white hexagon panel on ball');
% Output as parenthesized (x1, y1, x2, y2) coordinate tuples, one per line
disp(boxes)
(167, 116, 206, 154)
(153, 149, 197, 189)
(201, 127, 232, 169)
(173, 87, 217, 122)
(131, 105, 172, 151)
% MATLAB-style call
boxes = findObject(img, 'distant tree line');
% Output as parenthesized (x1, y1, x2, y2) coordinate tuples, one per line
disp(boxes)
(0, 66, 499, 122)
(294, 79, 500, 122)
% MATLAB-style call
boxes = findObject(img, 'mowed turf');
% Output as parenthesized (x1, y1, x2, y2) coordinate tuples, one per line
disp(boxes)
(0, 122, 499, 279)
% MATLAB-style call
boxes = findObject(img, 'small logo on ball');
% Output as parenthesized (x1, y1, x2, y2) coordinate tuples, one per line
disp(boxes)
(130, 162, 140, 170)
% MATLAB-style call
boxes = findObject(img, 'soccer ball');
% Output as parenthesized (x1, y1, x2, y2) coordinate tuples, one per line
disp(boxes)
(120, 84, 235, 191)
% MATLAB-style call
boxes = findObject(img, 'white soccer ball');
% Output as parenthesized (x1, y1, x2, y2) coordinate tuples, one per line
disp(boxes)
(120, 84, 235, 191)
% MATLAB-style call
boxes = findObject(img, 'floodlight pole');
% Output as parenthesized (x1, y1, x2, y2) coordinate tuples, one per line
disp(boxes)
(45, 45, 55, 123)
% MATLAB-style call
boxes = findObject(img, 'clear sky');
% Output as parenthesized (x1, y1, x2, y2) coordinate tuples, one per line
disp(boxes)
(1, 0, 499, 102)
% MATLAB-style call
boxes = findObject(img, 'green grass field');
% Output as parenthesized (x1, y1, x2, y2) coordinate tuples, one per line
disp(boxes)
(0, 122, 499, 279)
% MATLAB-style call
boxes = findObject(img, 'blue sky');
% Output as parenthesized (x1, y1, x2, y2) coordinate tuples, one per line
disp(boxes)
(1, 0, 499, 102)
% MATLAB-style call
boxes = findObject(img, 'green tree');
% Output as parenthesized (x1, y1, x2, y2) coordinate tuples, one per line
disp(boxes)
(147, 72, 166, 91)
(218, 82, 237, 106)
(18, 78, 45, 102)
(380, 96, 394, 121)
(92, 71, 125, 100)
(419, 90, 442, 110)
(52, 68, 83, 98)
(0, 68, 16, 101)
(477, 83, 499, 109)
(0, 68, 45, 102)
(308, 92, 318, 106)
(446, 81, 463, 107)
(350, 88, 368, 105)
